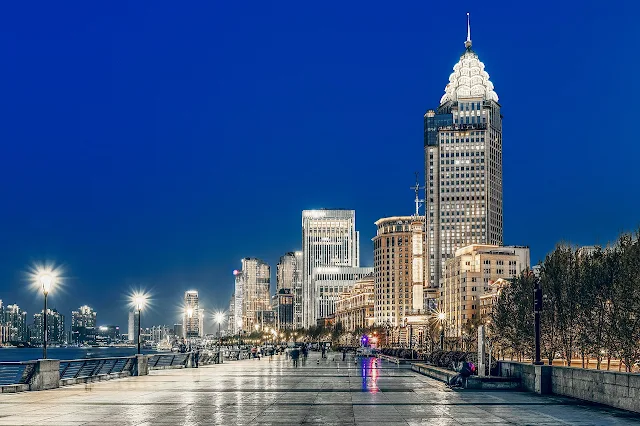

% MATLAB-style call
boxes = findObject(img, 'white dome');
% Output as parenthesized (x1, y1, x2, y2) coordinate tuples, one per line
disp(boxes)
(440, 49, 499, 105)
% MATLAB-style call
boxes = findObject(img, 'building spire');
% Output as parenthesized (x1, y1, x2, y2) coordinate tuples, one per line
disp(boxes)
(465, 12, 472, 49)
(410, 172, 424, 217)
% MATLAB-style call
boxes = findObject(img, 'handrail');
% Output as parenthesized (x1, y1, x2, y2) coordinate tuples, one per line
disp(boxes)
(58, 355, 135, 363)
(0, 361, 37, 386)
(59, 356, 136, 380)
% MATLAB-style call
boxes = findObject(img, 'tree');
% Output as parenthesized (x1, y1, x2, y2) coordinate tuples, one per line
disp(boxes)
(542, 245, 579, 366)
(610, 232, 640, 372)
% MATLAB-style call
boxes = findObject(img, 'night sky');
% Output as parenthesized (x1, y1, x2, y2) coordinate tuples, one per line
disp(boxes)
(1, 1, 638, 331)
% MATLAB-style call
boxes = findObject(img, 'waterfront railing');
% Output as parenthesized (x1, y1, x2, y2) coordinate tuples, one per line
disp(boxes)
(59, 356, 136, 380)
(0, 361, 37, 387)
(0, 350, 223, 392)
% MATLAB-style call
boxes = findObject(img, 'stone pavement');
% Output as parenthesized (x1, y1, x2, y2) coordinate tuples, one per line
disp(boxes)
(0, 352, 639, 425)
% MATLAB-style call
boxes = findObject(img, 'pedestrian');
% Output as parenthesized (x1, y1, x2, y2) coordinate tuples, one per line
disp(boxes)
(291, 347, 300, 368)
(342, 348, 346, 361)
(321, 345, 326, 359)
(194, 350, 200, 368)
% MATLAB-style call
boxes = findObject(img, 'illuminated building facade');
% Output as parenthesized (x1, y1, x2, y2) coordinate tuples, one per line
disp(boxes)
(442, 244, 529, 336)
(302, 209, 360, 327)
(424, 18, 503, 290)
(335, 274, 375, 332)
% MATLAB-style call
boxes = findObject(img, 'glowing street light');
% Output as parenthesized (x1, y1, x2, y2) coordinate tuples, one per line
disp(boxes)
(33, 267, 58, 359)
(131, 292, 148, 354)
(437, 311, 446, 350)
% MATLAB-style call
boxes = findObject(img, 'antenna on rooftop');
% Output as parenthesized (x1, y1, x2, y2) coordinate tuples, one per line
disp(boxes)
(410, 172, 425, 217)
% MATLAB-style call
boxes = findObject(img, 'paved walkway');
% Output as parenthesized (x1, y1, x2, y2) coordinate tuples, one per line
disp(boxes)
(0, 352, 639, 425)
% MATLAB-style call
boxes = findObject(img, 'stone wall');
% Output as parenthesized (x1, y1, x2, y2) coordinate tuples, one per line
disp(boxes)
(498, 361, 640, 414)
(498, 361, 536, 392)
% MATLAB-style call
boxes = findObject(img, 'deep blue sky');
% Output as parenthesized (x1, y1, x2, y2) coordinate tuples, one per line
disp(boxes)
(1, 1, 638, 331)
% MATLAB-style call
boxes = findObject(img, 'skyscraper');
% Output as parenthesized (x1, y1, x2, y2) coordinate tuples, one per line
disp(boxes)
(128, 310, 140, 344)
(33, 308, 65, 345)
(424, 16, 503, 290)
(71, 305, 97, 344)
(238, 257, 270, 331)
(276, 252, 297, 291)
(2, 304, 28, 343)
(183, 290, 201, 338)
(373, 216, 426, 327)
(277, 251, 304, 329)
(302, 209, 360, 328)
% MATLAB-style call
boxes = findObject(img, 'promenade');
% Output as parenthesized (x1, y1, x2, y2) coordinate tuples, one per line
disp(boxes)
(0, 352, 638, 425)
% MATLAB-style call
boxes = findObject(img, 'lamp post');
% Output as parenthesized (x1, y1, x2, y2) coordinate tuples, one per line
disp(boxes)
(135, 296, 146, 355)
(214, 311, 225, 362)
(186, 307, 194, 352)
(37, 271, 55, 359)
(437, 312, 446, 350)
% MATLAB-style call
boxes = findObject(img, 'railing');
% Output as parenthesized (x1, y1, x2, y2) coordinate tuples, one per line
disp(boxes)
(148, 351, 222, 369)
(148, 352, 191, 369)
(225, 349, 250, 361)
(0, 361, 37, 386)
(59, 356, 136, 380)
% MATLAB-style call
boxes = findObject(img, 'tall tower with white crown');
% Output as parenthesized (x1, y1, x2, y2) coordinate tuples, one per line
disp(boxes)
(424, 13, 503, 291)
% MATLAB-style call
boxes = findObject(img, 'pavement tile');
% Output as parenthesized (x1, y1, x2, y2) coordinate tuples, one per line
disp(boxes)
(0, 352, 638, 425)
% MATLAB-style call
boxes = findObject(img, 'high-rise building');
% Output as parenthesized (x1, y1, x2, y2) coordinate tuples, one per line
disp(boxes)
(128, 310, 140, 344)
(233, 269, 244, 334)
(173, 323, 183, 339)
(442, 244, 530, 336)
(276, 251, 304, 329)
(374, 216, 429, 328)
(71, 305, 97, 344)
(2, 304, 28, 343)
(32, 308, 65, 345)
(237, 258, 270, 331)
(96, 325, 120, 345)
(227, 294, 235, 335)
(424, 17, 503, 290)
(313, 266, 373, 322)
(302, 209, 360, 327)
(293, 251, 303, 329)
(277, 252, 297, 291)
(272, 289, 294, 330)
(183, 290, 202, 338)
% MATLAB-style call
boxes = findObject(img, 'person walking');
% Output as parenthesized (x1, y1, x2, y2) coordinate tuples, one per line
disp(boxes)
(291, 347, 300, 368)
(342, 348, 347, 361)
(321, 345, 326, 359)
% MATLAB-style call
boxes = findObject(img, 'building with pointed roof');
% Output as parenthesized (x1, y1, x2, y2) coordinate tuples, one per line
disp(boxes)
(424, 14, 504, 292)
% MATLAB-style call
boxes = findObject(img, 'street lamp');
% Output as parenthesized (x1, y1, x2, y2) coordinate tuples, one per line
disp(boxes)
(36, 269, 57, 359)
(437, 312, 446, 350)
(133, 294, 147, 354)
(186, 307, 194, 351)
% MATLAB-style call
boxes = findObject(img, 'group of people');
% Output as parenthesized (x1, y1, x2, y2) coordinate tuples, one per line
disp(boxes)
(288, 345, 308, 367)
(447, 360, 476, 388)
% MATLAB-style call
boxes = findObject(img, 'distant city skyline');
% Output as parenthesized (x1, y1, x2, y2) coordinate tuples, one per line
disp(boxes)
(1, 3, 638, 327)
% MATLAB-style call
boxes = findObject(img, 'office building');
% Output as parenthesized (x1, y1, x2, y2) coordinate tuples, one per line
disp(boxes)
(276, 251, 303, 329)
(2, 304, 28, 343)
(32, 308, 65, 345)
(441, 244, 530, 336)
(424, 17, 503, 290)
(128, 310, 140, 344)
(335, 274, 375, 332)
(236, 258, 270, 332)
(71, 305, 97, 344)
(96, 325, 120, 345)
(302, 209, 360, 327)
(313, 266, 373, 321)
(272, 288, 294, 330)
(184, 290, 202, 338)
(374, 216, 429, 328)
